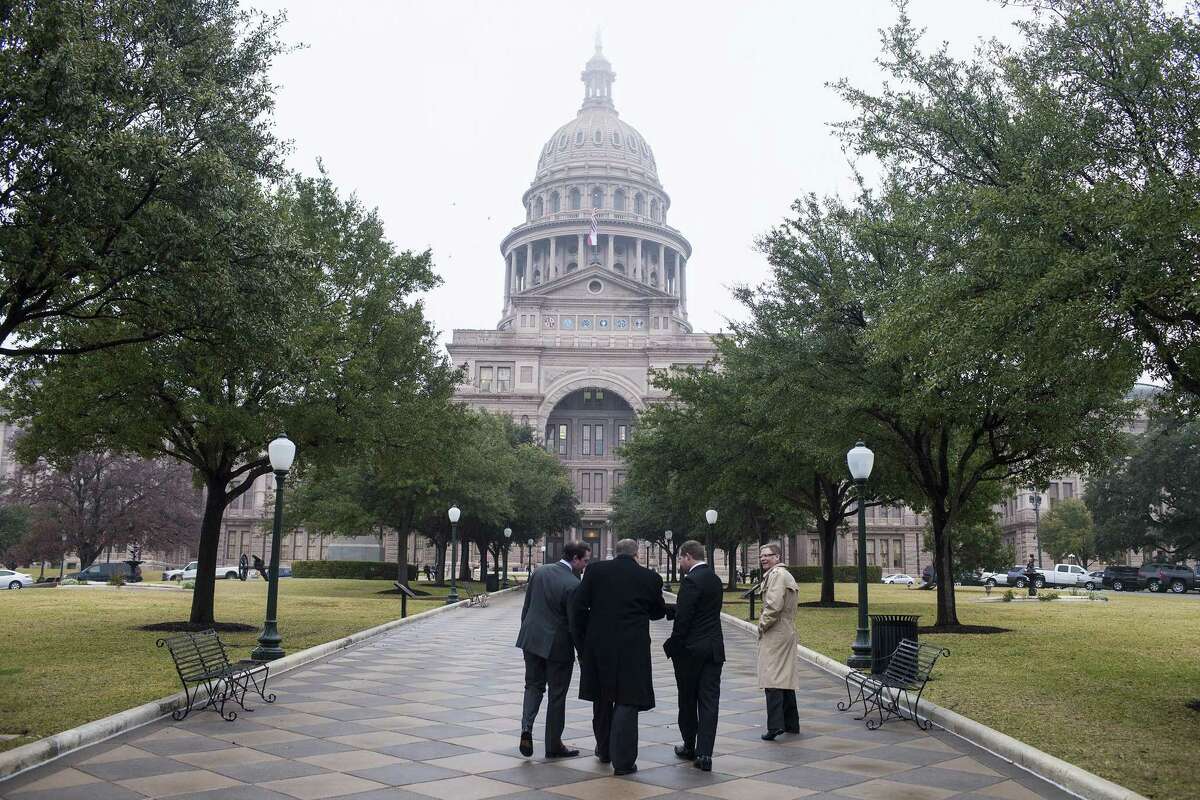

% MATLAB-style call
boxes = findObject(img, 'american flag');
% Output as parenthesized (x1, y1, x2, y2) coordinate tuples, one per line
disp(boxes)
(588, 207, 599, 247)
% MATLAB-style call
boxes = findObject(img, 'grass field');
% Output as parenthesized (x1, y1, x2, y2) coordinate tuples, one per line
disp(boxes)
(0, 577, 490, 753)
(723, 582, 1199, 799)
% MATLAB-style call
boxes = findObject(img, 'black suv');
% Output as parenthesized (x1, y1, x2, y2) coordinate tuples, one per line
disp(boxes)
(1138, 563, 1196, 593)
(68, 562, 143, 583)
(1102, 565, 1141, 591)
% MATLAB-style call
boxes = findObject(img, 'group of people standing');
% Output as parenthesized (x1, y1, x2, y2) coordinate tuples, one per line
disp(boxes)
(515, 538, 800, 775)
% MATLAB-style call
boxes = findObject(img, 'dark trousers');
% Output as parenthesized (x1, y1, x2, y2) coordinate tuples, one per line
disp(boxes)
(673, 657, 722, 757)
(592, 689, 639, 770)
(521, 651, 573, 752)
(765, 688, 799, 732)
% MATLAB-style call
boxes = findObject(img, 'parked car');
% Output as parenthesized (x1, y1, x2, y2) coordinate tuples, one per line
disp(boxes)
(0, 569, 34, 589)
(982, 567, 1022, 587)
(163, 561, 250, 581)
(1006, 568, 1045, 589)
(68, 562, 142, 583)
(1102, 565, 1141, 591)
(883, 573, 914, 585)
(1049, 563, 1098, 589)
(954, 571, 987, 586)
(1138, 562, 1196, 593)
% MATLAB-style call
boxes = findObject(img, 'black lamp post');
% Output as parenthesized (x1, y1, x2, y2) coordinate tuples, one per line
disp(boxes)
(252, 434, 296, 662)
(846, 441, 875, 669)
(502, 527, 512, 589)
(1029, 491, 1043, 568)
(59, 534, 67, 581)
(664, 530, 674, 591)
(705, 509, 717, 566)
(527, 538, 534, 574)
(446, 505, 461, 605)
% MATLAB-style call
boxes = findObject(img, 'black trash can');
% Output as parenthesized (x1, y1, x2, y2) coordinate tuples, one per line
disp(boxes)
(869, 614, 920, 674)
(485, 573, 499, 592)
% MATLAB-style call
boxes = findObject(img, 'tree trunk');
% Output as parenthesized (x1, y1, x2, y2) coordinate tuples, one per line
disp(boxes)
(189, 477, 229, 625)
(931, 506, 959, 627)
(477, 539, 488, 585)
(819, 518, 839, 606)
(458, 537, 471, 582)
(726, 547, 736, 590)
(435, 540, 447, 585)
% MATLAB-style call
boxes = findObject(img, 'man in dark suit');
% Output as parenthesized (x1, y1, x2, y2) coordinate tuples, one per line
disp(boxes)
(571, 538, 666, 775)
(663, 539, 725, 772)
(515, 541, 591, 758)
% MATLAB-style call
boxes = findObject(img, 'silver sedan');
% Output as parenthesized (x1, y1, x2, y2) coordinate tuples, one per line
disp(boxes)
(0, 569, 34, 589)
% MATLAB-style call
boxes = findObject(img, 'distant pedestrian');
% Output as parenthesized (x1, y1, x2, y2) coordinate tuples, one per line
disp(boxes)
(252, 554, 268, 580)
(756, 542, 799, 740)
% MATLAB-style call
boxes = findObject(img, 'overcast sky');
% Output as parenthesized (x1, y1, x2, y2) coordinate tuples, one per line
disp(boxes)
(250, 1, 1034, 346)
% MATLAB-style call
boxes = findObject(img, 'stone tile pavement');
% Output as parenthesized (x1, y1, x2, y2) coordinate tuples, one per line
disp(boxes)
(0, 591, 1076, 800)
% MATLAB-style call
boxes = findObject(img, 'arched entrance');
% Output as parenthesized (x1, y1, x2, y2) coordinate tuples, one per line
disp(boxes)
(541, 385, 637, 560)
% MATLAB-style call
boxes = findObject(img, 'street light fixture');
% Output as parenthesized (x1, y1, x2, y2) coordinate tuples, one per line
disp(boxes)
(705, 509, 717, 565)
(503, 527, 512, 589)
(446, 505, 462, 605)
(1028, 491, 1043, 568)
(252, 434, 296, 662)
(664, 530, 674, 591)
(527, 538, 534, 574)
(846, 441, 874, 670)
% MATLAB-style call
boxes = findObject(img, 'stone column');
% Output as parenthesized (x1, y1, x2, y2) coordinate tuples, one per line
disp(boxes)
(607, 234, 614, 271)
(577, 234, 584, 268)
(658, 243, 665, 289)
(635, 238, 643, 281)
(505, 251, 513, 301)
(526, 241, 534, 284)
(679, 254, 687, 313)
(549, 237, 557, 277)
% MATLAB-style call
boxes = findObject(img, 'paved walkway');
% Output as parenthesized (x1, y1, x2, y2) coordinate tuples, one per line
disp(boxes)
(0, 592, 1072, 800)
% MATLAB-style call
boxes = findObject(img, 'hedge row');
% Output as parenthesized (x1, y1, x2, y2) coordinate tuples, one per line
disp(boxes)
(786, 565, 883, 583)
(292, 560, 419, 581)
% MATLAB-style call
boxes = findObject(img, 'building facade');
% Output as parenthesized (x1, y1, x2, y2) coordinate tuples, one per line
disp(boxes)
(445, 43, 718, 563)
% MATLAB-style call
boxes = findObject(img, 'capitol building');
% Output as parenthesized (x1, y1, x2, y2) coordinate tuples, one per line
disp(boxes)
(446, 43, 717, 563)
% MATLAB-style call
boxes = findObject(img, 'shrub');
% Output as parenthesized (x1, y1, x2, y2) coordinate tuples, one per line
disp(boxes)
(1002, 589, 1015, 602)
(181, 581, 195, 590)
(1039, 591, 1060, 602)
(292, 560, 419, 581)
(60, 578, 79, 585)
(785, 565, 883, 583)
(108, 573, 126, 587)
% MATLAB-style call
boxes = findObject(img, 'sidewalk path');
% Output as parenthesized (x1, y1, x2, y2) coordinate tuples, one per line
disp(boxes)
(0, 591, 1073, 800)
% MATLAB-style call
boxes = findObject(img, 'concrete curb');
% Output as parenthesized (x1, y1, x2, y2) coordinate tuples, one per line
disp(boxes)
(718, 611, 1148, 800)
(0, 585, 521, 782)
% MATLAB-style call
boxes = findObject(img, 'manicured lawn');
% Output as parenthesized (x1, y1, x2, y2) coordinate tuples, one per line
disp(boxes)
(0, 578, 489, 753)
(724, 582, 1200, 799)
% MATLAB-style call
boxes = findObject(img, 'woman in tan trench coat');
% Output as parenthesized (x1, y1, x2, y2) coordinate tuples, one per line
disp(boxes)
(756, 542, 799, 739)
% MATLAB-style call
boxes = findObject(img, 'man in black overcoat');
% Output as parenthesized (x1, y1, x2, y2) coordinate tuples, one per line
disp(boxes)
(571, 538, 666, 775)
(663, 539, 725, 771)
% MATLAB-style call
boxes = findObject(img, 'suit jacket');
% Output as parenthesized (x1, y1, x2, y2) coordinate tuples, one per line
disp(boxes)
(516, 561, 580, 662)
(571, 554, 666, 710)
(664, 563, 726, 664)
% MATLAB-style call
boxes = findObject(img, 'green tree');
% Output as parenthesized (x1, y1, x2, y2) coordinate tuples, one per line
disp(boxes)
(832, 0, 1200, 408)
(0, 0, 288, 360)
(1038, 498, 1099, 568)
(3, 171, 443, 624)
(0, 500, 31, 568)
(1086, 410, 1200, 560)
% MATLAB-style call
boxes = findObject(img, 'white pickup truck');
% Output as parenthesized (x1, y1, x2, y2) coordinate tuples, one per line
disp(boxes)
(1002, 563, 1097, 589)
(163, 561, 253, 581)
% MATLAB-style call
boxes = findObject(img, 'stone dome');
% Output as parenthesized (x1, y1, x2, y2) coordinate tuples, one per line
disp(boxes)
(533, 43, 661, 187)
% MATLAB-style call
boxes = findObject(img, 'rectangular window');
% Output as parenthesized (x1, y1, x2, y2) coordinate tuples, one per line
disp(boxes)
(893, 539, 903, 569)
(809, 538, 820, 564)
(879, 505, 888, 521)
(866, 539, 876, 567)
(617, 425, 627, 446)
(594, 472, 605, 504)
(520, 366, 533, 383)
(558, 424, 567, 456)
(496, 367, 511, 392)
(582, 473, 591, 504)
(880, 539, 889, 570)
(614, 471, 625, 488)
(520, 314, 527, 327)
(594, 425, 605, 456)
(582, 424, 592, 456)
(1062, 481, 1074, 499)
(479, 366, 493, 392)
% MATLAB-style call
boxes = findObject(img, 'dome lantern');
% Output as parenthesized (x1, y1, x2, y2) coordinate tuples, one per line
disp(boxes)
(581, 33, 615, 111)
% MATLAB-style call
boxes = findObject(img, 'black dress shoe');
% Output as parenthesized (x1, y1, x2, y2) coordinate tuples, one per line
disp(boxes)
(613, 765, 638, 776)
(694, 756, 712, 771)
(674, 745, 697, 760)
(761, 729, 785, 741)
(594, 748, 610, 763)
(546, 748, 579, 758)
(519, 730, 533, 757)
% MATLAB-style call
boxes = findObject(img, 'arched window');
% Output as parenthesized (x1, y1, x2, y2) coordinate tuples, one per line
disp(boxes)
(550, 192, 560, 213)
(627, 135, 637, 152)
(591, 187, 603, 208)
(558, 134, 567, 149)
(533, 197, 543, 218)
(575, 130, 585, 146)
(613, 262, 625, 274)
(650, 199, 660, 221)
(613, 190, 626, 211)
(593, 130, 602, 145)
(566, 261, 578, 273)
(649, 271, 657, 286)
(533, 269, 542, 285)
(634, 193, 644, 215)
(569, 188, 581, 210)
(611, 131, 621, 147)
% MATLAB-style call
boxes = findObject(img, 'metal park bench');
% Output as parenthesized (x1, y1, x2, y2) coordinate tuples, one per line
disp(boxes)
(157, 630, 275, 721)
(463, 586, 489, 607)
(838, 639, 949, 730)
